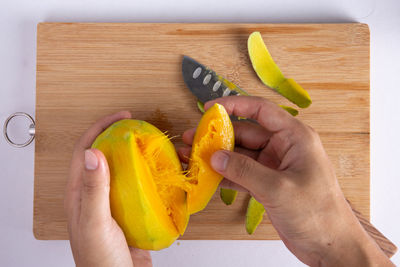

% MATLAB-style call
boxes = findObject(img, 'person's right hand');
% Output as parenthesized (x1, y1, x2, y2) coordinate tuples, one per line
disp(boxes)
(179, 96, 393, 267)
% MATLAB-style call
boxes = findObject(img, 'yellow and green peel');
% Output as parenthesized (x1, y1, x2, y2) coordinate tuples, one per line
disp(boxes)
(245, 197, 265, 235)
(220, 188, 238, 205)
(248, 32, 312, 108)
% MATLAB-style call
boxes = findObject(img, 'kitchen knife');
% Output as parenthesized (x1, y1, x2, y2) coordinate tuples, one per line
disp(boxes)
(181, 55, 397, 258)
(182, 55, 249, 104)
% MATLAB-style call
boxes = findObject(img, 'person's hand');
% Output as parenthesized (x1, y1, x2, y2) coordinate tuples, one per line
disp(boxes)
(65, 111, 153, 267)
(179, 96, 393, 267)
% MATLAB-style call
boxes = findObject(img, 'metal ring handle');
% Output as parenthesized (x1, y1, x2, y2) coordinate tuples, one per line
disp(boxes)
(3, 112, 35, 148)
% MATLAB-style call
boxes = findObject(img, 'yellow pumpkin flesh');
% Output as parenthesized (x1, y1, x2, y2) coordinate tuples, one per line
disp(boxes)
(92, 120, 189, 250)
(187, 103, 234, 214)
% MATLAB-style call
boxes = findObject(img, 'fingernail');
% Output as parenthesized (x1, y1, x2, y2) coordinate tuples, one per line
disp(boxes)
(211, 151, 229, 172)
(85, 149, 98, 170)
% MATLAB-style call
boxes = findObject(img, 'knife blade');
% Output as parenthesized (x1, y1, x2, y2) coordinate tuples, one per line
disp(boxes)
(182, 55, 249, 104)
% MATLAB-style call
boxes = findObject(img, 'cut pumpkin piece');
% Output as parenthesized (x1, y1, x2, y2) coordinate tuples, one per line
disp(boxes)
(279, 105, 299, 116)
(197, 100, 205, 113)
(92, 120, 190, 250)
(187, 103, 235, 214)
(248, 32, 312, 108)
(246, 197, 265, 234)
(197, 102, 238, 207)
(220, 188, 238, 205)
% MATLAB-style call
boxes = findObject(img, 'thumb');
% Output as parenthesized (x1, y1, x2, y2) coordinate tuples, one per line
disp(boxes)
(80, 148, 112, 222)
(211, 150, 282, 197)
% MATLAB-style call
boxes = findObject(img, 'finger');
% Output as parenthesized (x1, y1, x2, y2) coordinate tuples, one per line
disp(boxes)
(178, 146, 259, 192)
(210, 150, 282, 197)
(177, 146, 191, 163)
(184, 115, 272, 149)
(178, 142, 259, 192)
(204, 96, 297, 133)
(178, 145, 257, 166)
(257, 143, 282, 169)
(76, 110, 132, 150)
(232, 121, 272, 150)
(129, 247, 153, 267)
(65, 111, 131, 221)
(182, 127, 196, 145)
(220, 179, 248, 192)
(80, 149, 112, 223)
(234, 146, 259, 160)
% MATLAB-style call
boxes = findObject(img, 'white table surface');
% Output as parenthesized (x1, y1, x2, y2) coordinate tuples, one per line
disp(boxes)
(1, 0, 399, 266)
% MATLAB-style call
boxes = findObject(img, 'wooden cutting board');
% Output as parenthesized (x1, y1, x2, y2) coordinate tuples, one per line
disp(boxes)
(34, 23, 370, 240)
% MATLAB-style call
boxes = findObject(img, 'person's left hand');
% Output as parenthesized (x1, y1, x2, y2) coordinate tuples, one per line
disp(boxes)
(65, 111, 153, 267)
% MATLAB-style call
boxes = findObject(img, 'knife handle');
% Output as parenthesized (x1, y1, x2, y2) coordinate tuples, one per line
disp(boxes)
(348, 200, 397, 258)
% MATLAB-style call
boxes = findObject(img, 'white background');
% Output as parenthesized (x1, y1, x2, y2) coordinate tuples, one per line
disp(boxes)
(1, 0, 399, 266)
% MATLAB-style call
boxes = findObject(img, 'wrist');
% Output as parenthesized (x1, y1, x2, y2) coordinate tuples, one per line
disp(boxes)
(315, 198, 392, 267)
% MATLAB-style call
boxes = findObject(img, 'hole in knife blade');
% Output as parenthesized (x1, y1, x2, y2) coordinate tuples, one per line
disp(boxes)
(193, 67, 202, 79)
(223, 88, 231, 97)
(203, 74, 212, 85)
(213, 81, 222, 92)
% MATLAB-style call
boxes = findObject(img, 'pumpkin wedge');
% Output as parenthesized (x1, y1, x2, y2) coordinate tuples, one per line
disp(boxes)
(92, 120, 190, 250)
(187, 103, 234, 214)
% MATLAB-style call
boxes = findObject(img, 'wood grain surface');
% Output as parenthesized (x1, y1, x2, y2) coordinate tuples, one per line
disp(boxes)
(35, 23, 371, 241)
